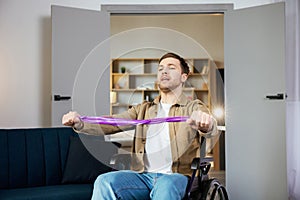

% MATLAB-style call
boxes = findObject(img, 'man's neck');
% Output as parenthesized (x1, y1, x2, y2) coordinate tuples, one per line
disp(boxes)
(160, 86, 182, 104)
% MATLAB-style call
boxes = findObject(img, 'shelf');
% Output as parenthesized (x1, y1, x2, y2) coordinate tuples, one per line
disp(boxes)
(110, 57, 212, 115)
(111, 103, 129, 107)
(112, 73, 156, 76)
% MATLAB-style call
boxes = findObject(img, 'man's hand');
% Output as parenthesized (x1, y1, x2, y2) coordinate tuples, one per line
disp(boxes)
(62, 111, 83, 130)
(186, 110, 213, 133)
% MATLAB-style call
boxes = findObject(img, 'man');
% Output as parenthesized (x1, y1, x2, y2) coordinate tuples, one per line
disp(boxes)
(62, 52, 219, 200)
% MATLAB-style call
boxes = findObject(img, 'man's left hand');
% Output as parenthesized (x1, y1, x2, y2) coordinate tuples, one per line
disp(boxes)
(186, 111, 213, 133)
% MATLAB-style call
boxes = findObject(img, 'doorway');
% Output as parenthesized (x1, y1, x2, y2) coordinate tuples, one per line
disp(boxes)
(104, 8, 227, 173)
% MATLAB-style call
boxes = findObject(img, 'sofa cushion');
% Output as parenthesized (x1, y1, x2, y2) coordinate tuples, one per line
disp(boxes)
(0, 128, 76, 189)
(0, 184, 93, 200)
(61, 135, 116, 184)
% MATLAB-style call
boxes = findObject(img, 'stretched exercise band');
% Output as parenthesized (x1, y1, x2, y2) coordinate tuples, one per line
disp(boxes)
(80, 116, 189, 126)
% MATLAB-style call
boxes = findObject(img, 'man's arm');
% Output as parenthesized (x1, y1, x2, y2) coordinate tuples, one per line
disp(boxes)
(62, 111, 122, 135)
(62, 106, 139, 135)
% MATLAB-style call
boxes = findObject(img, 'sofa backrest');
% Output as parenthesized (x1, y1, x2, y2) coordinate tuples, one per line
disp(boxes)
(0, 127, 84, 189)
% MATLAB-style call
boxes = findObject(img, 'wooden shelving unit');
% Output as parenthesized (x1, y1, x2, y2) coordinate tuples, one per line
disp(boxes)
(109, 57, 223, 170)
(110, 58, 211, 115)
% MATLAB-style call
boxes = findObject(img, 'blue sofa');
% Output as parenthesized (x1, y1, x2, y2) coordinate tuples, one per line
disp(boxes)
(0, 127, 118, 200)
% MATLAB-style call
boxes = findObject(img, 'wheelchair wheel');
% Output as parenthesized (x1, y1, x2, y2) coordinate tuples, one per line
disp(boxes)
(200, 178, 229, 200)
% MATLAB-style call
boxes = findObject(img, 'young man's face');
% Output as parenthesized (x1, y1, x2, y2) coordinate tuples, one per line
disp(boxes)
(157, 57, 188, 92)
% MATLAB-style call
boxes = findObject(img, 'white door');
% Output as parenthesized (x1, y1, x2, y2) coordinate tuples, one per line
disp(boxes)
(225, 2, 287, 200)
(51, 6, 110, 126)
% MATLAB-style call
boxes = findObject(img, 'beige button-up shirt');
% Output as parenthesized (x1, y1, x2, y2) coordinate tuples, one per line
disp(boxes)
(77, 94, 218, 176)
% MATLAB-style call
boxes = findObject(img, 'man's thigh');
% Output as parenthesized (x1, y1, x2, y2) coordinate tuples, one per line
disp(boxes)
(95, 170, 152, 199)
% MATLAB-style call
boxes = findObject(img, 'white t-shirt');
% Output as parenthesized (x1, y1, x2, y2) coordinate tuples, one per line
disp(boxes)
(144, 102, 173, 173)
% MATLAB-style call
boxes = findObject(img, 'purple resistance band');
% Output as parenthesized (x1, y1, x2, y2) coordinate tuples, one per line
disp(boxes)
(80, 116, 189, 126)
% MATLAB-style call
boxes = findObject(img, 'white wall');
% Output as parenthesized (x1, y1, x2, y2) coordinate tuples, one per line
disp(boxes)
(0, 0, 281, 128)
(110, 14, 224, 68)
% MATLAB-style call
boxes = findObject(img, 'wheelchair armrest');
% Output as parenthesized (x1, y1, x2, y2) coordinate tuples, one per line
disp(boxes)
(191, 157, 213, 175)
(110, 153, 131, 170)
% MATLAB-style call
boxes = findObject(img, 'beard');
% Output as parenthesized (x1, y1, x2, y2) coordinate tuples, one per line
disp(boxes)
(158, 82, 178, 93)
(159, 86, 172, 93)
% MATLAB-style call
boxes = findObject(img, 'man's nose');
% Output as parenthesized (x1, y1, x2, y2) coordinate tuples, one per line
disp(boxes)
(162, 67, 169, 74)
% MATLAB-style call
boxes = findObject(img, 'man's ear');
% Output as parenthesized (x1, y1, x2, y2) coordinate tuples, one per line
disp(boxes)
(181, 73, 188, 83)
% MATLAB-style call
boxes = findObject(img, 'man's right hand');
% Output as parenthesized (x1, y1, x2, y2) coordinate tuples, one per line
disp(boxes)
(62, 111, 83, 130)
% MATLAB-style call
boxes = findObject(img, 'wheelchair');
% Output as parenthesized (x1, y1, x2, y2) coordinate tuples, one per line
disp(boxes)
(110, 136, 229, 200)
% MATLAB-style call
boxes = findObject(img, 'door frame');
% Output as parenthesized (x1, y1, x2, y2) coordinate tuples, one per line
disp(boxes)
(101, 4, 233, 14)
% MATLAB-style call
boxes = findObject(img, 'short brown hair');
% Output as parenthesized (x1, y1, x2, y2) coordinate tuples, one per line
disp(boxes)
(159, 52, 190, 75)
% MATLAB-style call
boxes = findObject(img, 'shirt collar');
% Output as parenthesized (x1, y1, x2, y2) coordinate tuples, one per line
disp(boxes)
(153, 94, 189, 106)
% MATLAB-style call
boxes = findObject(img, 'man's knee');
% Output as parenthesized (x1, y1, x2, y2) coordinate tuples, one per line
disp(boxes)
(94, 171, 118, 187)
(92, 172, 119, 200)
(151, 174, 188, 199)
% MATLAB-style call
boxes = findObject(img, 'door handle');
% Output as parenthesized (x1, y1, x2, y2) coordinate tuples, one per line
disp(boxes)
(265, 93, 287, 100)
(54, 95, 71, 101)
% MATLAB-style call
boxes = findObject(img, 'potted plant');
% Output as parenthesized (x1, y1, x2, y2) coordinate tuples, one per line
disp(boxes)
(121, 66, 126, 73)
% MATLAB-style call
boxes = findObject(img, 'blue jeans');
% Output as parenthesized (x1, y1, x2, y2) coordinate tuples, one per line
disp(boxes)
(91, 170, 188, 200)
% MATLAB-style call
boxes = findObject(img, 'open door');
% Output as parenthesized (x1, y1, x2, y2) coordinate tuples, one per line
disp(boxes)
(51, 5, 110, 126)
(225, 2, 287, 199)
